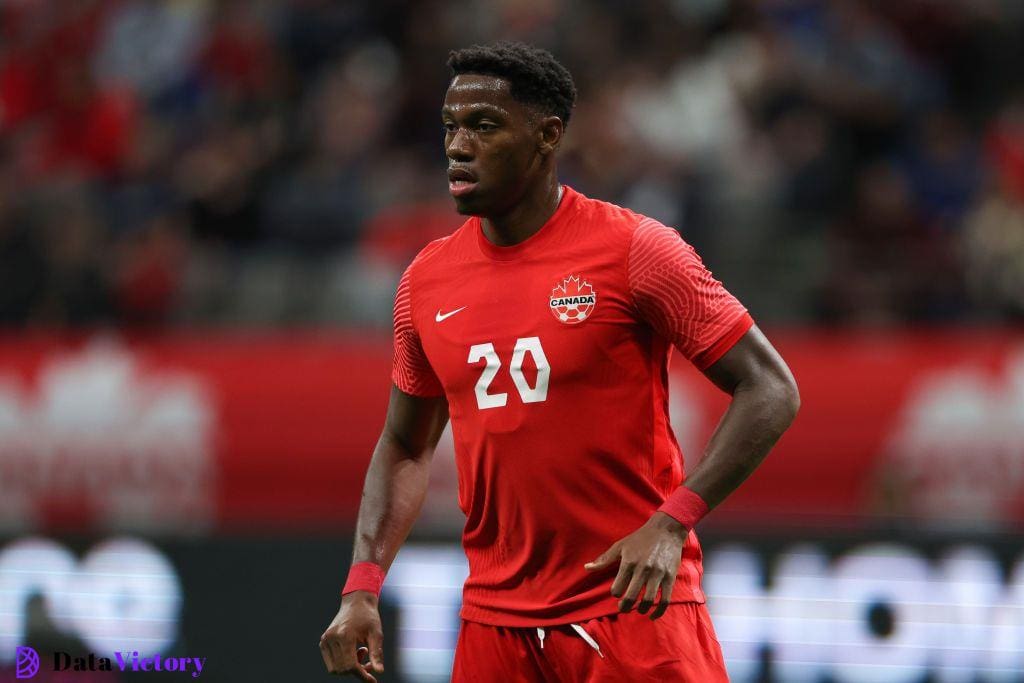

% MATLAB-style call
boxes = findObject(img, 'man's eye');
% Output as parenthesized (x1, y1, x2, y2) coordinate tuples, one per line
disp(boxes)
(477, 122, 497, 132)
(443, 122, 457, 133)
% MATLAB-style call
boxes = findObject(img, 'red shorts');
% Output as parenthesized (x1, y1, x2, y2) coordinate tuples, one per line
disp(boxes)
(450, 603, 728, 682)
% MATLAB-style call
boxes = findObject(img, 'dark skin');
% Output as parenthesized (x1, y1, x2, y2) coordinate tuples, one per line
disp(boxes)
(319, 387, 449, 681)
(319, 73, 800, 678)
(442, 74, 564, 243)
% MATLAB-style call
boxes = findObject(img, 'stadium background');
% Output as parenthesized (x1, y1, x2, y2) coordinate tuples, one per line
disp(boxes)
(1, 0, 1024, 680)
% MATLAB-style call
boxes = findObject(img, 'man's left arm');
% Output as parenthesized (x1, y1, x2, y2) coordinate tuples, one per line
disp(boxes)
(673, 324, 800, 509)
(585, 329, 799, 619)
(585, 218, 800, 619)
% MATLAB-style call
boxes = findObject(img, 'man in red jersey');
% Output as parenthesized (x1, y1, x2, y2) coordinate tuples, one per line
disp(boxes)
(320, 42, 799, 682)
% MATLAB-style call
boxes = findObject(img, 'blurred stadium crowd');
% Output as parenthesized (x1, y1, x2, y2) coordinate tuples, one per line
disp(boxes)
(2, 0, 1024, 329)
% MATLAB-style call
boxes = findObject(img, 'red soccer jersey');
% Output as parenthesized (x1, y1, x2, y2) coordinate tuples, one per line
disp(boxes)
(392, 186, 752, 626)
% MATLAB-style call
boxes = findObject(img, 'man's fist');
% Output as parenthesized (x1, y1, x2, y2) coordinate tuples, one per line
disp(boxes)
(319, 592, 385, 681)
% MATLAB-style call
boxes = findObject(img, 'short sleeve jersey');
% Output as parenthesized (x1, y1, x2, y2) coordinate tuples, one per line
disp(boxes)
(392, 186, 752, 626)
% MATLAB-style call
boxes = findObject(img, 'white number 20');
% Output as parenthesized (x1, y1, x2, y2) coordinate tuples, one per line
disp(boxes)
(467, 337, 550, 410)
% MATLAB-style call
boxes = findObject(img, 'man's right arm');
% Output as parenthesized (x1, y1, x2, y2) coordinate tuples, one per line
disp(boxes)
(319, 385, 449, 681)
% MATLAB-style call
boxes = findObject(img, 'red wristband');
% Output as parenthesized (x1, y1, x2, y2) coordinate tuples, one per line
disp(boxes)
(341, 562, 385, 598)
(658, 486, 709, 531)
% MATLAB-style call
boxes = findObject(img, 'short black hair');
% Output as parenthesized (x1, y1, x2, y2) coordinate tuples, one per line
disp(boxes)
(447, 42, 577, 126)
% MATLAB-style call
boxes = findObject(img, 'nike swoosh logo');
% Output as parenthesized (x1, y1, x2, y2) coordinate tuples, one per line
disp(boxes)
(435, 306, 467, 322)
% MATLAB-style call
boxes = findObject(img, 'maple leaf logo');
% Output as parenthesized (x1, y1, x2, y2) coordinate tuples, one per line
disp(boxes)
(552, 276, 593, 298)
(549, 275, 597, 324)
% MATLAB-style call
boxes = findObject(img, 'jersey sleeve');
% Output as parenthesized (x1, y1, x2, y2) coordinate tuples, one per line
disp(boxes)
(628, 217, 754, 369)
(391, 266, 444, 397)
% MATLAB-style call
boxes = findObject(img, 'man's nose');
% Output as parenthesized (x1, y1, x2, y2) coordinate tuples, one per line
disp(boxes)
(446, 128, 474, 161)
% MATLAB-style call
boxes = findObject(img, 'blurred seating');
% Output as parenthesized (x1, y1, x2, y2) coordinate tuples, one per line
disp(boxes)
(1, 0, 1023, 328)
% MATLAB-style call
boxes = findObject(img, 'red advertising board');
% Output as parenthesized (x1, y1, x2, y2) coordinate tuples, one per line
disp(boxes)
(0, 330, 1021, 533)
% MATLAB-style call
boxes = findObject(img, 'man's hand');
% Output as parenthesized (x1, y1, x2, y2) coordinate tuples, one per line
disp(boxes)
(584, 512, 687, 620)
(319, 592, 385, 681)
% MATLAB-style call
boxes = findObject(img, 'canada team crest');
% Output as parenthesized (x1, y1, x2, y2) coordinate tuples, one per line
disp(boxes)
(550, 275, 597, 324)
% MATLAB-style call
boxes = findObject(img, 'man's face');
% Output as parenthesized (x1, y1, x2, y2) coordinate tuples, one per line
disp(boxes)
(442, 74, 544, 216)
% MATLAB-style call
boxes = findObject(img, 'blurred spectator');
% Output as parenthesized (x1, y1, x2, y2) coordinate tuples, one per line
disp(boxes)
(260, 46, 398, 250)
(359, 152, 462, 270)
(823, 161, 962, 323)
(964, 93, 1024, 318)
(987, 92, 1024, 203)
(112, 210, 188, 326)
(0, 0, 1022, 329)
(93, 0, 209, 101)
(964, 188, 1024, 319)
(28, 184, 114, 327)
(175, 117, 274, 247)
(199, 0, 283, 107)
(35, 57, 139, 179)
(0, 167, 46, 325)
(899, 108, 981, 230)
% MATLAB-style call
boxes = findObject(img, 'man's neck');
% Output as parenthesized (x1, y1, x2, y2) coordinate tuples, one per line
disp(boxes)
(481, 181, 563, 248)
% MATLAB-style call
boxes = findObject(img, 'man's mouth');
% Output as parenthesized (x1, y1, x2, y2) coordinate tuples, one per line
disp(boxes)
(449, 180, 478, 197)
(448, 169, 478, 197)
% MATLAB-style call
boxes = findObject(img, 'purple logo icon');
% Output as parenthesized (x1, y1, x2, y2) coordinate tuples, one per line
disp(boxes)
(15, 646, 40, 679)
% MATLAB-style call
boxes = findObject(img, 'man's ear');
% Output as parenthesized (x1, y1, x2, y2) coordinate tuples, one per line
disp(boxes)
(537, 115, 564, 156)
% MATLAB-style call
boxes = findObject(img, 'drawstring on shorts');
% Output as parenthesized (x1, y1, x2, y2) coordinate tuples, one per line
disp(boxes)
(535, 623, 604, 658)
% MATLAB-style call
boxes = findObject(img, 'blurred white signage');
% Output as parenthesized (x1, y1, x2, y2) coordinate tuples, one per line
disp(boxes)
(0, 536, 183, 664)
(0, 338, 215, 532)
(881, 348, 1024, 527)
(386, 542, 1024, 682)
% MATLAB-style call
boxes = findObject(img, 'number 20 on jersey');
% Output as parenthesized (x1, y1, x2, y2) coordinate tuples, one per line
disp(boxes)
(467, 337, 550, 409)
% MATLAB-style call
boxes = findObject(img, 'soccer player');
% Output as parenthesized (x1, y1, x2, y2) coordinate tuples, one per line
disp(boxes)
(319, 42, 799, 682)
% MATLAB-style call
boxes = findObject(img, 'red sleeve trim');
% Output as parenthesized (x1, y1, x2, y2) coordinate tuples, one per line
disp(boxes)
(391, 373, 445, 398)
(391, 263, 444, 397)
(691, 312, 754, 370)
